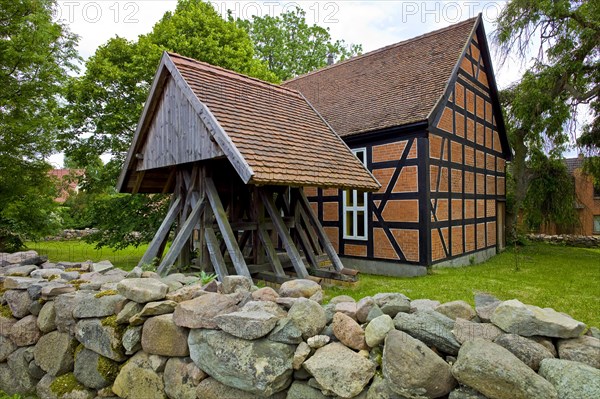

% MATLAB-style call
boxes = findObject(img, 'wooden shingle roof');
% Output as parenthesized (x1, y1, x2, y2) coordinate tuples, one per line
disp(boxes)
(117, 52, 380, 193)
(283, 17, 478, 137)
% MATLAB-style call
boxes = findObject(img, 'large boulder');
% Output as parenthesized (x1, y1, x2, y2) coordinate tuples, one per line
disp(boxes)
(33, 331, 77, 376)
(474, 293, 501, 323)
(279, 279, 321, 298)
(436, 300, 477, 321)
(303, 342, 376, 398)
(74, 318, 126, 362)
(4, 289, 33, 318)
(0, 336, 16, 362)
(188, 329, 294, 397)
(287, 298, 327, 339)
(72, 291, 127, 318)
(452, 317, 503, 344)
(1, 347, 38, 395)
(195, 377, 285, 399)
(449, 386, 489, 399)
(383, 329, 456, 398)
(268, 317, 303, 344)
(491, 300, 586, 338)
(112, 352, 166, 399)
(35, 372, 94, 399)
(356, 296, 376, 323)
(73, 348, 119, 389)
(141, 314, 189, 357)
(37, 301, 57, 333)
(394, 310, 461, 355)
(451, 338, 558, 399)
(54, 292, 79, 334)
(122, 325, 142, 355)
(117, 278, 169, 303)
(221, 275, 253, 294)
(9, 315, 41, 346)
(286, 380, 329, 399)
(493, 334, 555, 371)
(172, 292, 238, 329)
(332, 312, 367, 350)
(556, 336, 600, 369)
(538, 358, 600, 399)
(365, 314, 395, 348)
(163, 357, 207, 399)
(374, 293, 411, 318)
(215, 310, 279, 340)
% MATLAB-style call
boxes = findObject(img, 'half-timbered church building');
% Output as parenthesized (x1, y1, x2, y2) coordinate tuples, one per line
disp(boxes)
(283, 15, 511, 276)
(118, 14, 511, 280)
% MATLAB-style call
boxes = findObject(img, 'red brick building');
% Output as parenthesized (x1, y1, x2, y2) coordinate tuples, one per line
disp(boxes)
(564, 157, 600, 236)
(48, 169, 82, 203)
(284, 15, 512, 276)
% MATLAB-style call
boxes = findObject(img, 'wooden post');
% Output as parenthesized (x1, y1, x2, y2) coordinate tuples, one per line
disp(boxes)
(205, 226, 229, 281)
(260, 188, 309, 278)
(205, 177, 252, 278)
(157, 196, 206, 276)
(137, 196, 181, 268)
(296, 188, 346, 273)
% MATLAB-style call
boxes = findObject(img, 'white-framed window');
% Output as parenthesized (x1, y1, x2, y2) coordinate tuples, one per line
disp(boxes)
(593, 215, 600, 234)
(343, 148, 368, 240)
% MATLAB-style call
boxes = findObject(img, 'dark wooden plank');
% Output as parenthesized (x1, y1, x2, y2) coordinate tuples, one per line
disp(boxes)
(204, 226, 229, 281)
(247, 263, 273, 273)
(254, 272, 293, 285)
(161, 168, 176, 194)
(157, 197, 206, 276)
(131, 171, 146, 194)
(309, 269, 358, 282)
(297, 189, 345, 272)
(138, 196, 181, 268)
(297, 202, 322, 255)
(260, 188, 309, 279)
(205, 177, 251, 278)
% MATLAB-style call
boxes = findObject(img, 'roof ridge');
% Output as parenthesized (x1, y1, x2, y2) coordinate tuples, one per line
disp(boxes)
(283, 16, 479, 85)
(167, 52, 302, 97)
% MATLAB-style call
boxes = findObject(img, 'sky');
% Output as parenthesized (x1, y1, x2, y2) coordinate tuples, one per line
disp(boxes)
(50, 0, 527, 166)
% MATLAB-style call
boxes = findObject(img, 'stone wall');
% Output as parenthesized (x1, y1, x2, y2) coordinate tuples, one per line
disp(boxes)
(44, 229, 99, 241)
(0, 250, 599, 399)
(527, 233, 600, 248)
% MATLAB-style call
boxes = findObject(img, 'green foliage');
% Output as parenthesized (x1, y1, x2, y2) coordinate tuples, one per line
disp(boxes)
(523, 151, 579, 232)
(0, 392, 21, 399)
(0, 0, 78, 251)
(495, 0, 599, 228)
(236, 7, 362, 81)
(82, 194, 170, 250)
(50, 372, 86, 396)
(198, 270, 217, 285)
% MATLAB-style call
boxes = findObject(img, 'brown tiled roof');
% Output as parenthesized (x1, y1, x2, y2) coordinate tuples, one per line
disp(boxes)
(283, 18, 478, 137)
(169, 53, 380, 191)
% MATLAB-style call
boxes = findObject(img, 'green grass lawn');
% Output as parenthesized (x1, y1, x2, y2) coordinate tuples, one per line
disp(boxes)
(25, 240, 147, 271)
(325, 243, 600, 327)
(25, 240, 600, 327)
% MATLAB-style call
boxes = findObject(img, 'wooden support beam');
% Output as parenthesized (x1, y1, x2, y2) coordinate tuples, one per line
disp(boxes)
(157, 196, 206, 276)
(131, 171, 146, 194)
(257, 225, 286, 276)
(293, 204, 319, 270)
(162, 168, 176, 194)
(260, 188, 309, 279)
(205, 177, 251, 278)
(296, 203, 322, 255)
(296, 188, 345, 273)
(138, 196, 181, 268)
(204, 226, 229, 281)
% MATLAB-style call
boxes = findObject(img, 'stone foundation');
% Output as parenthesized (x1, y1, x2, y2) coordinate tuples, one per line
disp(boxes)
(0, 250, 598, 399)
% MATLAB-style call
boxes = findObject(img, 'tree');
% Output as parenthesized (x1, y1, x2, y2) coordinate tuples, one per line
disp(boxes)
(236, 7, 362, 81)
(62, 0, 276, 249)
(63, 0, 276, 170)
(494, 0, 599, 232)
(0, 0, 78, 251)
(523, 151, 579, 232)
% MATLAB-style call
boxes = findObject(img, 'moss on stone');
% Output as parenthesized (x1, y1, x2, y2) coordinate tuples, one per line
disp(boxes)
(64, 267, 82, 272)
(0, 304, 13, 318)
(48, 274, 59, 281)
(95, 289, 118, 298)
(74, 343, 85, 360)
(101, 315, 127, 354)
(101, 315, 119, 328)
(97, 355, 119, 382)
(50, 372, 86, 396)
(69, 279, 89, 290)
